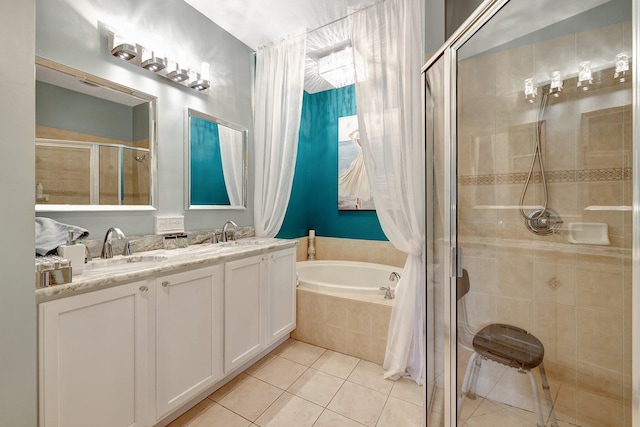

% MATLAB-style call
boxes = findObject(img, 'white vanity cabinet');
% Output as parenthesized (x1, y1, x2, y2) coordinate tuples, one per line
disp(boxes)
(224, 247, 296, 373)
(266, 247, 297, 346)
(154, 265, 223, 420)
(39, 280, 150, 427)
(224, 254, 266, 373)
(38, 242, 297, 427)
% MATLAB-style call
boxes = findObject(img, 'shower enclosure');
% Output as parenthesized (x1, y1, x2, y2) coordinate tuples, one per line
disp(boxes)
(425, 0, 637, 425)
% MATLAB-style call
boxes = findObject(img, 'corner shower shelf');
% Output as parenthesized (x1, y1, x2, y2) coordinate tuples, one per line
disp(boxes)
(568, 222, 610, 245)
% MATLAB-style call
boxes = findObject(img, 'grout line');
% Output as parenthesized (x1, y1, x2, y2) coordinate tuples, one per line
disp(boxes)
(375, 391, 392, 426)
(175, 339, 422, 426)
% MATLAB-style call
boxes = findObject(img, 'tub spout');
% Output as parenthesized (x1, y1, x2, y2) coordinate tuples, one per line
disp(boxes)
(389, 271, 401, 282)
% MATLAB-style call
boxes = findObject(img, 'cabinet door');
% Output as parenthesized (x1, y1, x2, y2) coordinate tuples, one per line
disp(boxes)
(155, 265, 223, 419)
(266, 247, 297, 346)
(224, 254, 266, 373)
(39, 280, 150, 427)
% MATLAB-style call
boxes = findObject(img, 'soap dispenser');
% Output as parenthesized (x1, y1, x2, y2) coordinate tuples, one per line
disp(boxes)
(57, 231, 86, 277)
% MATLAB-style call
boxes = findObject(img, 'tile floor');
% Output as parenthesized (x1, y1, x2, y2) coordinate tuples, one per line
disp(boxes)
(168, 339, 424, 427)
(459, 395, 580, 427)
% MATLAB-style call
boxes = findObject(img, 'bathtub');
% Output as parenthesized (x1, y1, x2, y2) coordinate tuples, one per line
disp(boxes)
(293, 260, 402, 364)
(296, 260, 403, 296)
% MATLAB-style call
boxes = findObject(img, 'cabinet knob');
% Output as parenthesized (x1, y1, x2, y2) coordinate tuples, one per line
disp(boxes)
(139, 285, 149, 294)
(162, 281, 170, 288)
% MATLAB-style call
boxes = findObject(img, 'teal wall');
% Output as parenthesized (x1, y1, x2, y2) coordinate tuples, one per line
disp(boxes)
(278, 85, 387, 241)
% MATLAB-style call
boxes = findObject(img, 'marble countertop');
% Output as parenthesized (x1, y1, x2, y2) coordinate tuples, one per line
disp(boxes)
(36, 238, 297, 303)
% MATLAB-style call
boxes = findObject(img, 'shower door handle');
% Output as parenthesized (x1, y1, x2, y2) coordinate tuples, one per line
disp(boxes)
(451, 246, 463, 278)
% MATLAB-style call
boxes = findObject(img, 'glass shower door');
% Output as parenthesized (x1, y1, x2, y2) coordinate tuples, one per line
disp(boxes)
(425, 51, 448, 426)
(453, 0, 633, 426)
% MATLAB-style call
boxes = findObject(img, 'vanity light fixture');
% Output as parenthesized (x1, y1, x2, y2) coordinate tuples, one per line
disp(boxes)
(615, 52, 629, 82)
(577, 61, 593, 90)
(110, 32, 137, 60)
(111, 43, 137, 61)
(189, 78, 210, 91)
(108, 31, 209, 94)
(524, 78, 537, 103)
(142, 56, 166, 72)
(166, 67, 190, 82)
(549, 71, 563, 97)
(165, 59, 190, 82)
(189, 62, 211, 91)
(141, 48, 166, 72)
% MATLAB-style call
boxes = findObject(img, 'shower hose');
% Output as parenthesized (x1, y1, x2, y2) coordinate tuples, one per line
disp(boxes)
(519, 87, 550, 222)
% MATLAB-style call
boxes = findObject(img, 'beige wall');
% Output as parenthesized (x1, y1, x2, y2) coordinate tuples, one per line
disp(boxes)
(292, 288, 392, 365)
(295, 236, 407, 268)
(456, 21, 632, 426)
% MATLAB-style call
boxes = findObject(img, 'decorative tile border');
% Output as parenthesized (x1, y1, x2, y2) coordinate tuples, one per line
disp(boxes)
(460, 167, 632, 186)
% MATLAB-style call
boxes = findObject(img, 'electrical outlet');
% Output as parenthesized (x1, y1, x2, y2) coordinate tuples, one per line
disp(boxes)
(155, 216, 185, 235)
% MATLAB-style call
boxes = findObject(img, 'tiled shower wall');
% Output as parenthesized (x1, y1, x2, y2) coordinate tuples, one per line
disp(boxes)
(457, 21, 632, 426)
(36, 125, 149, 205)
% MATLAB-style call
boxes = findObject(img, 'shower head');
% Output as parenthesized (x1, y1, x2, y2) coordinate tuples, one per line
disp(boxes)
(133, 154, 149, 171)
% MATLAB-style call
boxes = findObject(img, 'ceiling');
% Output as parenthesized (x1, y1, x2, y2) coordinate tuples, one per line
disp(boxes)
(184, 0, 366, 50)
(184, 0, 373, 93)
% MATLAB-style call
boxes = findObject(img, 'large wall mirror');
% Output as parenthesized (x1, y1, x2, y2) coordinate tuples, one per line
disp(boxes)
(186, 109, 247, 209)
(35, 57, 157, 211)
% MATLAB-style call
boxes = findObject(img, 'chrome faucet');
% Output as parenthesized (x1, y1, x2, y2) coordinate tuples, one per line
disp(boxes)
(221, 220, 238, 242)
(101, 227, 125, 259)
(380, 272, 401, 300)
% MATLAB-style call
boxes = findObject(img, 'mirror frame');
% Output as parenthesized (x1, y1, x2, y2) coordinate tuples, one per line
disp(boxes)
(35, 56, 158, 212)
(185, 108, 248, 210)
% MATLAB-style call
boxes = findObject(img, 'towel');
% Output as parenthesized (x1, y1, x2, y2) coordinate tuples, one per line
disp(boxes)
(35, 217, 90, 256)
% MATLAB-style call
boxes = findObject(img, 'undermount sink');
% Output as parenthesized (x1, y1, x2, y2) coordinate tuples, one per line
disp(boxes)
(84, 255, 168, 272)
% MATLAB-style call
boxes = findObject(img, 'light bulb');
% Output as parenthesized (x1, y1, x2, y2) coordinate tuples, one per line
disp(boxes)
(577, 61, 593, 91)
(615, 52, 629, 83)
(549, 71, 563, 97)
(524, 78, 537, 103)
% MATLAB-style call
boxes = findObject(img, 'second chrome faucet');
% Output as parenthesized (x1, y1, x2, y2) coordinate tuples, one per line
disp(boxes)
(101, 227, 126, 258)
(221, 220, 238, 242)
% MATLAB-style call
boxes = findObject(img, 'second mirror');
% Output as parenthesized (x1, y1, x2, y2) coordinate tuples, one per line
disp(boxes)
(185, 109, 247, 209)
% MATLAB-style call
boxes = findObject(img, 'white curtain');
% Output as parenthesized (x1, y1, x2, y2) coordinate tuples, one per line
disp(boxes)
(352, 0, 425, 384)
(218, 126, 244, 206)
(253, 35, 307, 237)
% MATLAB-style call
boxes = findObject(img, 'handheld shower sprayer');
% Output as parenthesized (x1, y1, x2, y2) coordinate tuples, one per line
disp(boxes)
(519, 85, 562, 235)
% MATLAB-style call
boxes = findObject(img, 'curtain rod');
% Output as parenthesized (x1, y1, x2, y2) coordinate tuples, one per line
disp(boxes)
(252, 0, 384, 54)
(306, 0, 385, 36)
